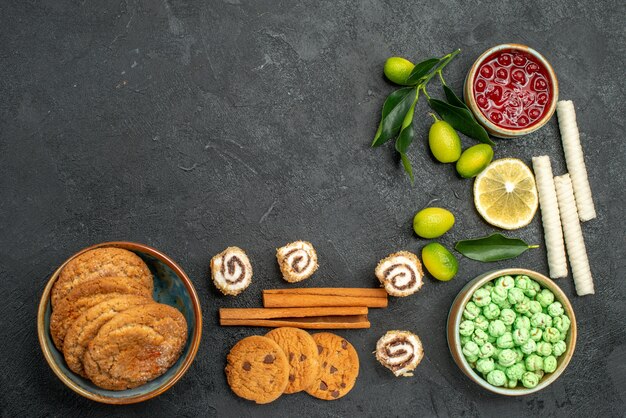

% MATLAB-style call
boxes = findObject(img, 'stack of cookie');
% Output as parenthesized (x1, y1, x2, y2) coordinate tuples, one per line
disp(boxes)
(49, 247, 187, 390)
(225, 328, 359, 404)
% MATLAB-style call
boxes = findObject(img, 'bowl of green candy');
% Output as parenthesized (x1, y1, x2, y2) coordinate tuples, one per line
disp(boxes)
(447, 268, 576, 395)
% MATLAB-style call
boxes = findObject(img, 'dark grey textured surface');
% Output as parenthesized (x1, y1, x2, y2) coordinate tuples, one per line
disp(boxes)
(1, 0, 625, 416)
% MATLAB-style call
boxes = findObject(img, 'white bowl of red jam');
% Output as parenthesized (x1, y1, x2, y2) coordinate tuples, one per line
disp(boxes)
(464, 44, 558, 138)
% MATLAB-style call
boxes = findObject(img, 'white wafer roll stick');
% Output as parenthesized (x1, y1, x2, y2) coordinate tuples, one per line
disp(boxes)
(554, 174, 595, 296)
(532, 156, 568, 279)
(557, 100, 597, 221)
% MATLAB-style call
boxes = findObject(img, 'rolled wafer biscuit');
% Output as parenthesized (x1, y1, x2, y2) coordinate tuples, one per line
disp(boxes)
(211, 246, 253, 296)
(532, 156, 568, 279)
(375, 251, 423, 297)
(375, 330, 424, 377)
(276, 241, 318, 283)
(557, 100, 596, 222)
(554, 174, 594, 296)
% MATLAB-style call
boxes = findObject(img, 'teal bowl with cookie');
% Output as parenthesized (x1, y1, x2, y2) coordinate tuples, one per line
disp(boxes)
(37, 241, 202, 404)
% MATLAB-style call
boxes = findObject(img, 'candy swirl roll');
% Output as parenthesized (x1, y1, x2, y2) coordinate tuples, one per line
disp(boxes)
(375, 251, 424, 297)
(210, 246, 253, 296)
(276, 241, 319, 283)
(375, 330, 424, 377)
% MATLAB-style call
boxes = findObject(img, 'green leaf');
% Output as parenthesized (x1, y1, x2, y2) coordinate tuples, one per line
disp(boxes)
(394, 92, 419, 154)
(372, 87, 417, 147)
(428, 98, 495, 146)
(400, 153, 414, 183)
(455, 233, 539, 262)
(406, 58, 440, 85)
(442, 84, 468, 110)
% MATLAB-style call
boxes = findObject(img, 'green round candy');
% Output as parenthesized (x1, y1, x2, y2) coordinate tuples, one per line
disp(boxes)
(460, 335, 471, 346)
(553, 315, 571, 335)
(512, 328, 530, 346)
(543, 355, 557, 373)
(473, 288, 492, 307)
(496, 275, 515, 290)
(500, 300, 512, 309)
(500, 308, 516, 326)
(459, 320, 475, 336)
(515, 297, 531, 314)
(496, 332, 514, 349)
(514, 316, 531, 330)
(531, 313, 551, 330)
(525, 354, 544, 371)
(486, 370, 506, 387)
(508, 287, 525, 305)
(488, 320, 506, 337)
(543, 327, 561, 343)
(506, 362, 526, 380)
(474, 315, 489, 331)
(524, 286, 537, 298)
(479, 342, 496, 358)
(515, 348, 524, 363)
(493, 362, 506, 373)
(483, 282, 494, 292)
(498, 349, 517, 367)
(491, 286, 508, 306)
(488, 334, 496, 343)
(530, 328, 543, 341)
(536, 341, 553, 356)
(472, 329, 489, 346)
(463, 341, 480, 359)
(515, 275, 530, 291)
(534, 370, 545, 380)
(483, 303, 501, 320)
(553, 340, 567, 357)
(520, 339, 537, 355)
(547, 302, 564, 317)
(476, 358, 495, 374)
(528, 300, 542, 315)
(506, 379, 518, 389)
(463, 301, 481, 320)
(522, 371, 540, 388)
(466, 354, 478, 363)
(537, 289, 555, 307)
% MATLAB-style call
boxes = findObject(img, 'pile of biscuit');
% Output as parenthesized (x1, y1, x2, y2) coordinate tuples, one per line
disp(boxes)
(225, 327, 359, 404)
(49, 247, 187, 390)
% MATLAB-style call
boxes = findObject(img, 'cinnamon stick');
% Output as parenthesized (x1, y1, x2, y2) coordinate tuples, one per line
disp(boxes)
(263, 288, 388, 308)
(219, 306, 370, 329)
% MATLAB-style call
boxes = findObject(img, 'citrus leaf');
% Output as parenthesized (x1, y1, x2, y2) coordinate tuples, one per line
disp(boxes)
(372, 87, 417, 147)
(394, 93, 419, 154)
(455, 233, 539, 262)
(428, 98, 495, 146)
(442, 84, 468, 110)
(400, 153, 414, 183)
(406, 58, 440, 85)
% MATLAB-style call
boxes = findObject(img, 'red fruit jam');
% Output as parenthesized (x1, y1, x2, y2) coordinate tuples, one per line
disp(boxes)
(473, 49, 553, 130)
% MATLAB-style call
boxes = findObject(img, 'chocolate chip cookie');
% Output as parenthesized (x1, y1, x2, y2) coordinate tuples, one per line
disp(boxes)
(225, 335, 289, 404)
(306, 332, 359, 400)
(51, 247, 153, 308)
(83, 303, 187, 390)
(265, 327, 320, 394)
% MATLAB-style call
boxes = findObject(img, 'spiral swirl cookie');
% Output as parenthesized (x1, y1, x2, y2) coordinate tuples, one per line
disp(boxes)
(375, 251, 424, 297)
(210, 246, 253, 296)
(265, 327, 320, 394)
(62, 295, 153, 377)
(225, 335, 290, 404)
(375, 330, 424, 377)
(83, 303, 188, 390)
(276, 241, 319, 283)
(306, 333, 359, 400)
(51, 247, 153, 308)
(50, 276, 153, 350)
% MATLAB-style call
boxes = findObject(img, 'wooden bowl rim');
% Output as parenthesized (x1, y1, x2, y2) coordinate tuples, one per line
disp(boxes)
(37, 241, 203, 404)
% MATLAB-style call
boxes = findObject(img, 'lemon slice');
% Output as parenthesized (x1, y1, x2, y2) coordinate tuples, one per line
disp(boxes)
(474, 158, 538, 230)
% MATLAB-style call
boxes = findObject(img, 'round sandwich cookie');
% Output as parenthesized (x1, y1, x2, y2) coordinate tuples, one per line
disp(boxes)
(49, 276, 153, 350)
(375, 330, 424, 377)
(210, 246, 253, 296)
(306, 332, 359, 400)
(375, 251, 424, 297)
(225, 335, 290, 404)
(51, 247, 153, 308)
(265, 327, 320, 394)
(276, 241, 319, 283)
(62, 295, 153, 377)
(83, 303, 187, 390)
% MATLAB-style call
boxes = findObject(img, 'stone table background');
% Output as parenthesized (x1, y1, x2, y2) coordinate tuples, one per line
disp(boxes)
(1, 0, 624, 416)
